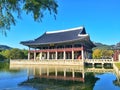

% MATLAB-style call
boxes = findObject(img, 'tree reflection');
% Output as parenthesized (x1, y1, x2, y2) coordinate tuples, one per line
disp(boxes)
(0, 61, 19, 73)
(0, 61, 9, 71)
(113, 79, 120, 87)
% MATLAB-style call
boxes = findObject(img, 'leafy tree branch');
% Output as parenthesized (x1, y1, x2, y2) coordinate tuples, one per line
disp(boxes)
(0, 0, 58, 35)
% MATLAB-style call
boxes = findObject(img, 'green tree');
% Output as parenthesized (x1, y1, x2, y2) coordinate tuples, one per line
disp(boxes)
(101, 49, 113, 59)
(92, 49, 101, 59)
(1, 49, 11, 59)
(21, 49, 28, 59)
(10, 48, 25, 59)
(93, 49, 113, 59)
(0, 0, 58, 35)
(1, 48, 27, 59)
(0, 54, 6, 60)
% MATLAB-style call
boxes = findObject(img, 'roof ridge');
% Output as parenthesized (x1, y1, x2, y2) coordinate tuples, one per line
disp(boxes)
(46, 26, 84, 34)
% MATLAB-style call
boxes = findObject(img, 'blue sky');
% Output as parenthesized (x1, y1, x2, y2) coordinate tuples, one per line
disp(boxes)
(0, 0, 120, 49)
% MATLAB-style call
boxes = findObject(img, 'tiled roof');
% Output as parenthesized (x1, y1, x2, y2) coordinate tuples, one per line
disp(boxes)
(20, 26, 93, 46)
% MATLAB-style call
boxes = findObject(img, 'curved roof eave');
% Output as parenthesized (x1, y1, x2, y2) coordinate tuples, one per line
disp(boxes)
(23, 36, 88, 46)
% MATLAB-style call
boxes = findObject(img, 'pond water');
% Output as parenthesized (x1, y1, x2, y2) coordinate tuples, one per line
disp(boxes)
(0, 62, 120, 90)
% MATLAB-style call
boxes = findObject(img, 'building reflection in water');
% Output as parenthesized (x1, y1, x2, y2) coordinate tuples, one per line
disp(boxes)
(25, 64, 116, 82)
(27, 66, 85, 82)
(10, 64, 120, 90)
(24, 66, 98, 90)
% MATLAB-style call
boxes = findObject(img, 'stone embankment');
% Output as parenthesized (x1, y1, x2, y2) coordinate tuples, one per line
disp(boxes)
(10, 59, 84, 66)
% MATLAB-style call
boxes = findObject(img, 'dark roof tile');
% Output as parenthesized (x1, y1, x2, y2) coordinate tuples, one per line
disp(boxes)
(20, 26, 93, 47)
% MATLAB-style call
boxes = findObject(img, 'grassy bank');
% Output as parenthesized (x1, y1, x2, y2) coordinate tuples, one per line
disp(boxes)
(115, 63, 120, 70)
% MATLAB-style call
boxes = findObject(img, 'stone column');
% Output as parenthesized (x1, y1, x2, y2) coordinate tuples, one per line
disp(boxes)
(72, 69, 75, 78)
(55, 68, 58, 76)
(72, 50, 74, 60)
(39, 67, 41, 76)
(47, 67, 49, 76)
(118, 54, 120, 61)
(28, 47, 30, 60)
(56, 51, 57, 60)
(92, 63, 94, 67)
(34, 49, 36, 61)
(82, 49, 84, 61)
(102, 63, 104, 68)
(27, 69, 30, 80)
(64, 51, 66, 60)
(84, 50, 86, 59)
(28, 52, 30, 60)
(82, 72, 85, 79)
(47, 51, 49, 60)
(39, 52, 42, 60)
(34, 52, 36, 61)
(81, 46, 84, 65)
(33, 67, 35, 75)
(64, 69, 66, 77)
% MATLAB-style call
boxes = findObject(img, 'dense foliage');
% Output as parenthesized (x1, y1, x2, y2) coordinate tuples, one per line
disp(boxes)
(0, 54, 6, 60)
(92, 49, 113, 59)
(0, 61, 9, 71)
(92, 42, 116, 59)
(0, 0, 58, 35)
(0, 48, 28, 60)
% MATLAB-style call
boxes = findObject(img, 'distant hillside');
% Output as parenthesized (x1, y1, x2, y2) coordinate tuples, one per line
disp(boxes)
(93, 42, 115, 50)
(114, 42, 120, 49)
(93, 42, 120, 50)
(0, 45, 12, 51)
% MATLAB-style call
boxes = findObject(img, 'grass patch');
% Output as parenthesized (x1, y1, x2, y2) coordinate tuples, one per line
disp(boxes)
(115, 63, 120, 69)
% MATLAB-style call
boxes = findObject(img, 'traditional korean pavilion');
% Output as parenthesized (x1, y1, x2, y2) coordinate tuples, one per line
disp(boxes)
(20, 26, 95, 61)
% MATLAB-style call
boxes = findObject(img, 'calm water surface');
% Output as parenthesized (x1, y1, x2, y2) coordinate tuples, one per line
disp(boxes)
(94, 73, 120, 90)
(0, 62, 120, 90)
